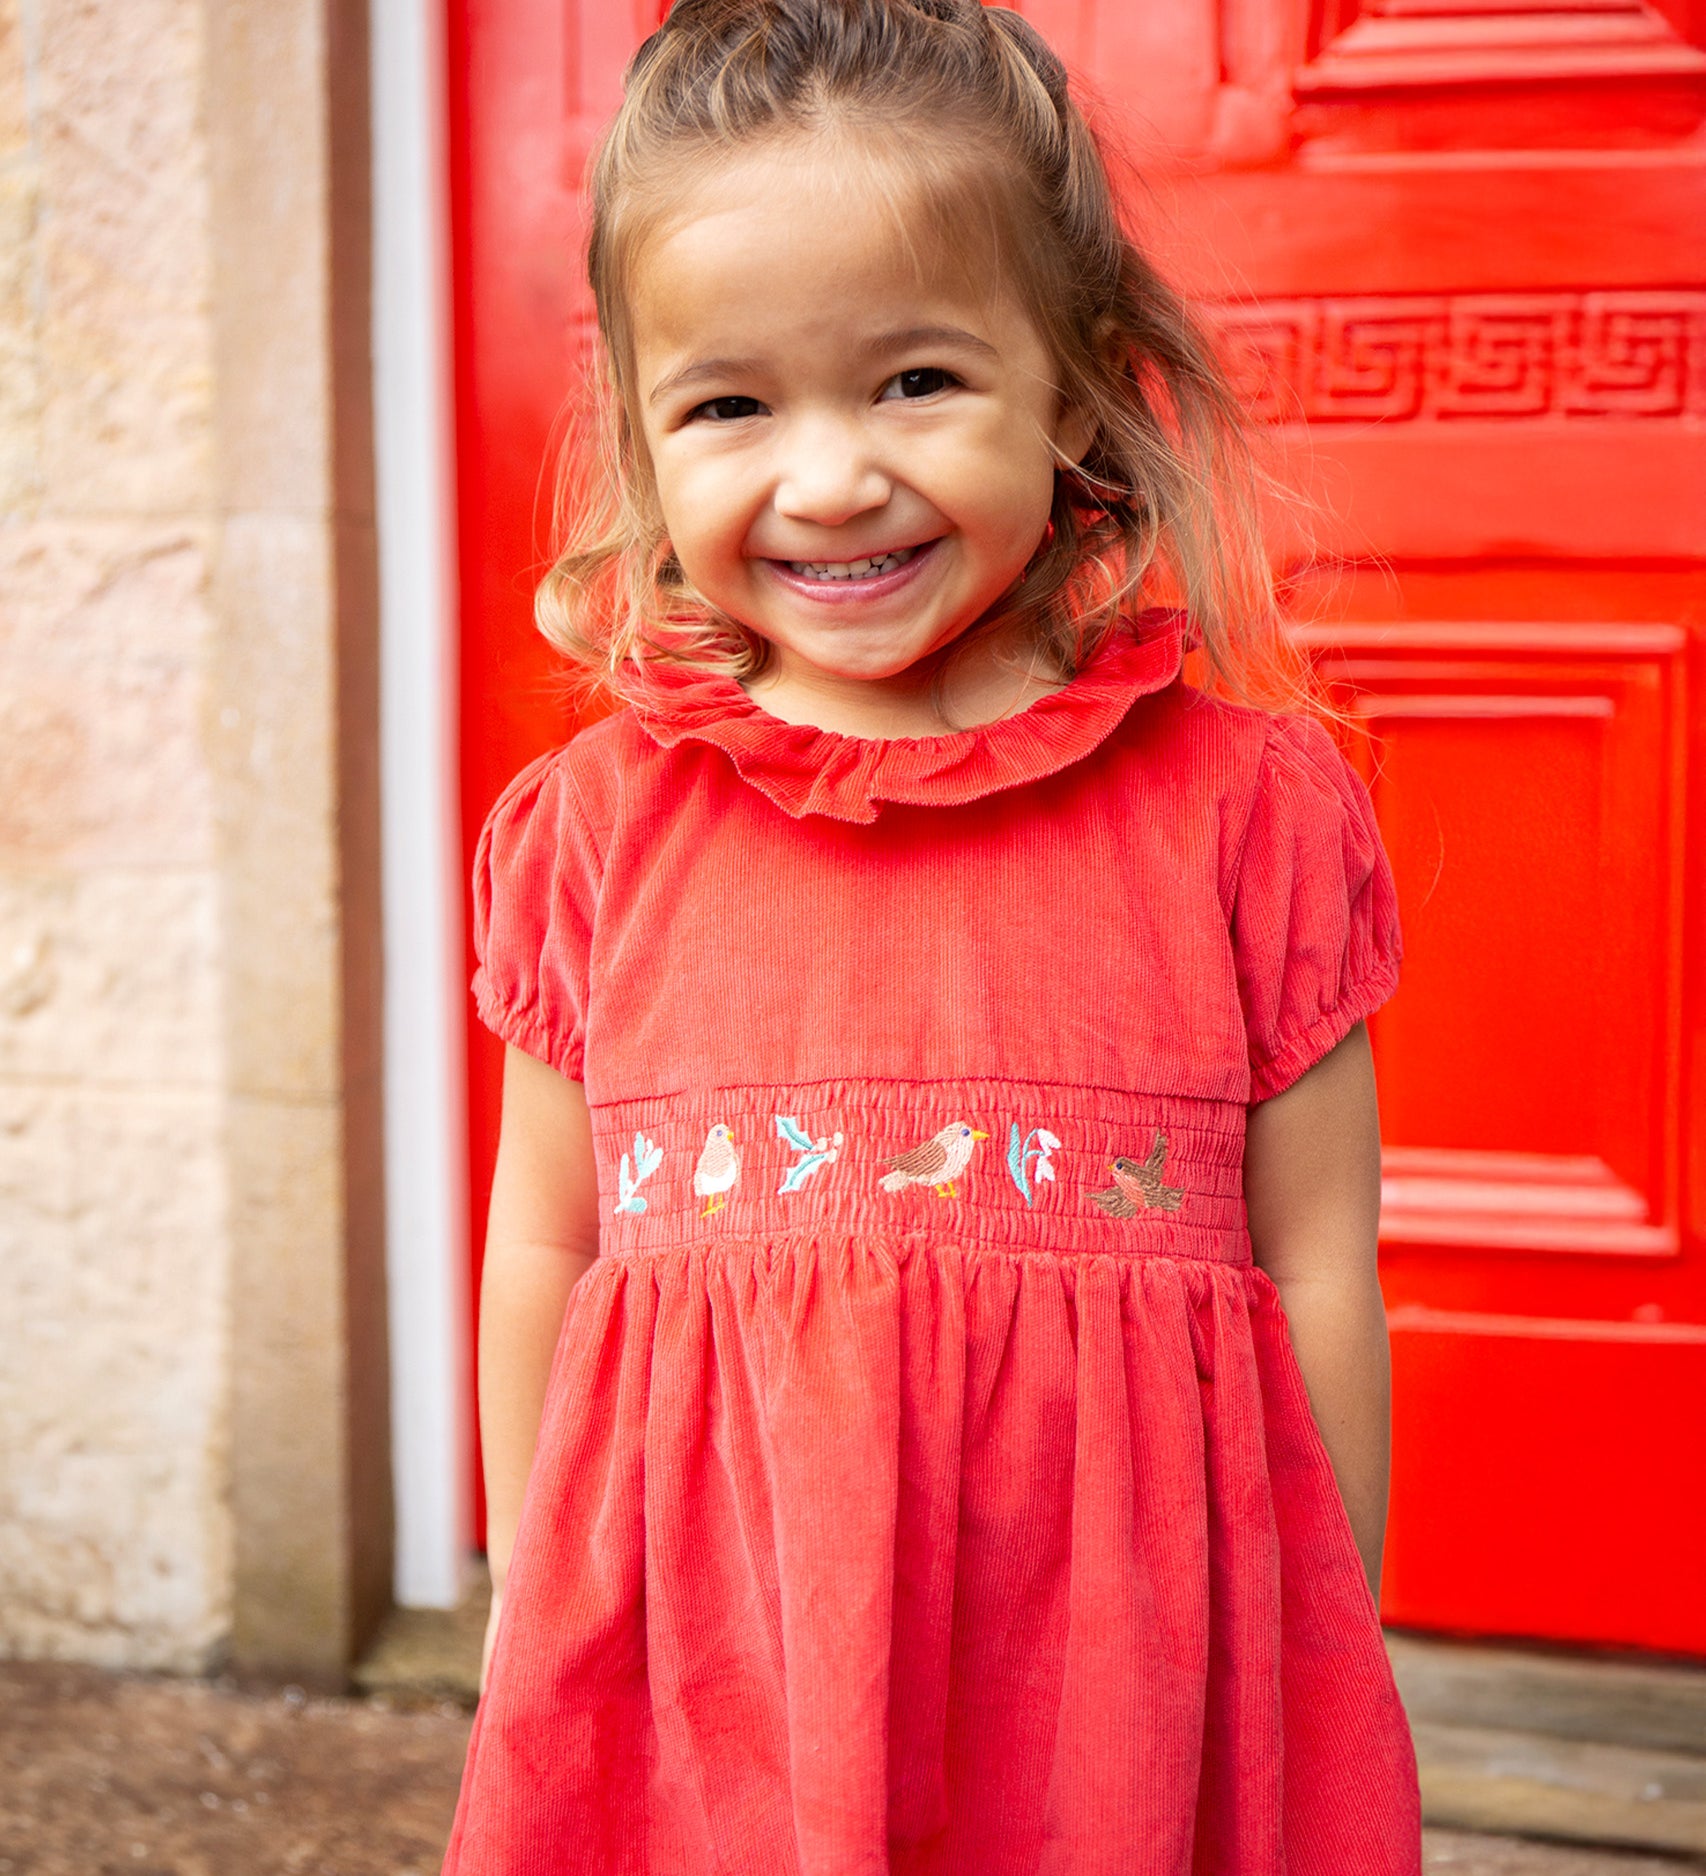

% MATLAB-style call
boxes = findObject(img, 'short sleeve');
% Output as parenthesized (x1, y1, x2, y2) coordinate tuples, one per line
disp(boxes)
(1230, 713, 1402, 1102)
(471, 748, 603, 1081)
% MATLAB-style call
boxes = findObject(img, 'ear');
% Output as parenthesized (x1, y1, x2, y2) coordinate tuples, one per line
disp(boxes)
(1053, 317, 1126, 467)
(1053, 397, 1097, 468)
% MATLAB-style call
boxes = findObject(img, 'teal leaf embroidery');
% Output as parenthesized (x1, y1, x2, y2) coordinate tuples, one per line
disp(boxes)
(775, 1115, 816, 1154)
(1006, 1124, 1026, 1200)
(1006, 1123, 1062, 1207)
(775, 1115, 844, 1195)
(615, 1133, 663, 1216)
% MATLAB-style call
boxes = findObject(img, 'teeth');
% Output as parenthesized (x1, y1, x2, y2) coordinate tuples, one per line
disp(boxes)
(786, 547, 917, 581)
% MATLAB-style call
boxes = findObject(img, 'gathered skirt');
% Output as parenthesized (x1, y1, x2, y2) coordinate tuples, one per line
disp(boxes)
(442, 1233, 1420, 1875)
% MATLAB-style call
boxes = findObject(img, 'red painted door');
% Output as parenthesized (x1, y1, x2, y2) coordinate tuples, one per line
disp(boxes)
(449, 0, 1706, 1649)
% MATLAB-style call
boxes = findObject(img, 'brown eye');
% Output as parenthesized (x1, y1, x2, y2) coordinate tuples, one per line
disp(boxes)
(694, 395, 763, 422)
(887, 367, 955, 401)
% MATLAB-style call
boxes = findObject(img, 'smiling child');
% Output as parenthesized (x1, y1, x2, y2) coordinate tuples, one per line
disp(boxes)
(443, 5, 1421, 1872)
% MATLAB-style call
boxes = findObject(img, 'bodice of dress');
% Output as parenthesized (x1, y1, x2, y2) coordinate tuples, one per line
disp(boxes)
(472, 613, 1400, 1268)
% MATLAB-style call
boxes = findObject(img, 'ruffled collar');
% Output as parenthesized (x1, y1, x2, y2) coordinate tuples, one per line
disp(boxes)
(626, 609, 1186, 824)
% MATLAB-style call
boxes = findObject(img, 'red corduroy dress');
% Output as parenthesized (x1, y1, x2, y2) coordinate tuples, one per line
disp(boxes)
(442, 612, 1422, 1876)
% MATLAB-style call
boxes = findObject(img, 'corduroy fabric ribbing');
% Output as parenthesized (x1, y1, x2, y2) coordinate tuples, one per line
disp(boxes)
(445, 619, 1420, 1874)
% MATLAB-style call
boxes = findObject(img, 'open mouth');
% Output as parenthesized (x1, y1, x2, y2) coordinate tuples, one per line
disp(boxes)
(783, 545, 922, 583)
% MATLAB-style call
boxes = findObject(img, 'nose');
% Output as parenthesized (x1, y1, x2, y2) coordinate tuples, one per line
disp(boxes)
(772, 413, 892, 528)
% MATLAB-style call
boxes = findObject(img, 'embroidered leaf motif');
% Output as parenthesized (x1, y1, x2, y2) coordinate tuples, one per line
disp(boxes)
(775, 1115, 843, 1195)
(1006, 1122, 1061, 1207)
(775, 1115, 816, 1154)
(614, 1133, 663, 1216)
(779, 1152, 829, 1194)
(1006, 1123, 1032, 1205)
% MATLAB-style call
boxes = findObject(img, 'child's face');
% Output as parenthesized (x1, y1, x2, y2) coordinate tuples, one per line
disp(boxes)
(628, 137, 1089, 691)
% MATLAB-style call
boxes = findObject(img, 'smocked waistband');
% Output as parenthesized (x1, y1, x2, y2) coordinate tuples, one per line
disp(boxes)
(591, 1078, 1249, 1264)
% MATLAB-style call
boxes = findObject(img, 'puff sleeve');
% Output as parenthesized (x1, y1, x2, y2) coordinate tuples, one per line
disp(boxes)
(1229, 713, 1402, 1102)
(470, 748, 603, 1082)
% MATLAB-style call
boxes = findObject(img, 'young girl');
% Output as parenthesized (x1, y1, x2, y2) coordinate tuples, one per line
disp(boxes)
(445, 2, 1420, 1870)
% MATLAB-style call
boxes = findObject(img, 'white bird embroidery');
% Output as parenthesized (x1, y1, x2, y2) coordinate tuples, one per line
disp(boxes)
(879, 1121, 989, 1199)
(692, 1123, 740, 1216)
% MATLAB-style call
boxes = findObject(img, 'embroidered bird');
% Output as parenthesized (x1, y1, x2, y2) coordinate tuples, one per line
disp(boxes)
(1089, 1131, 1185, 1217)
(879, 1122, 988, 1198)
(692, 1123, 740, 1216)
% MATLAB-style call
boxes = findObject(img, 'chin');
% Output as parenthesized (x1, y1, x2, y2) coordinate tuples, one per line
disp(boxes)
(802, 643, 942, 684)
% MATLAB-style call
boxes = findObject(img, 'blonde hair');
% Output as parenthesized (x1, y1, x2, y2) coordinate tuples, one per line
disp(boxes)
(539, 0, 1302, 707)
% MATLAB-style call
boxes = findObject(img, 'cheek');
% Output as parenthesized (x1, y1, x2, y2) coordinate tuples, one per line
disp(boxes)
(956, 444, 1057, 552)
(653, 453, 748, 564)
(945, 408, 1058, 525)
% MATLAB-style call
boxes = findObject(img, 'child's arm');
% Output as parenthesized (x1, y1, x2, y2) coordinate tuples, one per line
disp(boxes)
(1243, 1020, 1390, 1598)
(478, 1044, 601, 1687)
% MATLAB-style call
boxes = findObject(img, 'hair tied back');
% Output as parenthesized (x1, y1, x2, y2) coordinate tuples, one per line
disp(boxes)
(981, 7, 1070, 110)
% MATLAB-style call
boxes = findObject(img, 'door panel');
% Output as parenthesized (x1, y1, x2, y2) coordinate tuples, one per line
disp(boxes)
(451, 0, 1706, 1643)
(1388, 1311, 1706, 1651)
(1306, 626, 1687, 1261)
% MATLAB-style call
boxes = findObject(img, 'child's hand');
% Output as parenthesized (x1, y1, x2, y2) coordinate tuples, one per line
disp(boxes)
(480, 1587, 503, 1697)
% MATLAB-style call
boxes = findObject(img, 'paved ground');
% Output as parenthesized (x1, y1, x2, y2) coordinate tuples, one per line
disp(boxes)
(0, 1662, 467, 1876)
(0, 1661, 1699, 1876)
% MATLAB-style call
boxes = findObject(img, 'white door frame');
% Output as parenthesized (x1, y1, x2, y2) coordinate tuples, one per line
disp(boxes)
(371, 0, 472, 1608)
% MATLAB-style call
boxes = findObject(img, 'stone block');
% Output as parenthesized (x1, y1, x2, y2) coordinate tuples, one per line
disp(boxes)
(0, 0, 27, 162)
(0, 518, 212, 661)
(0, 868, 221, 1086)
(0, 1084, 230, 1671)
(0, 168, 41, 514)
(207, 2, 330, 514)
(35, 0, 211, 513)
(0, 1081, 74, 1242)
(0, 524, 215, 866)
(212, 512, 340, 1100)
(0, 650, 214, 866)
(227, 1092, 350, 1680)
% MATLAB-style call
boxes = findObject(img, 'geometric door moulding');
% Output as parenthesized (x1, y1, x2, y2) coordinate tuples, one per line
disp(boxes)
(1202, 292, 1706, 422)
(1294, 620, 1688, 1263)
(1297, 2, 1706, 91)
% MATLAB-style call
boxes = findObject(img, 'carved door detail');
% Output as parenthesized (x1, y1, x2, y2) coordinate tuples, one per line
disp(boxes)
(450, 0, 1706, 1648)
(1156, 0, 1706, 1651)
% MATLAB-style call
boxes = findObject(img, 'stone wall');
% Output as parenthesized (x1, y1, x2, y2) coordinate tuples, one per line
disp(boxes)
(0, 0, 388, 1678)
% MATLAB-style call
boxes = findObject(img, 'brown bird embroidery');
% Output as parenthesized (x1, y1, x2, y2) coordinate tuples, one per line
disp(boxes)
(879, 1121, 989, 1199)
(1089, 1131, 1185, 1217)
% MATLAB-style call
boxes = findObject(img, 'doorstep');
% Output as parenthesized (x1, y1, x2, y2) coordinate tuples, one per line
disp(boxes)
(352, 1568, 489, 1707)
(1391, 1633, 1706, 1856)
